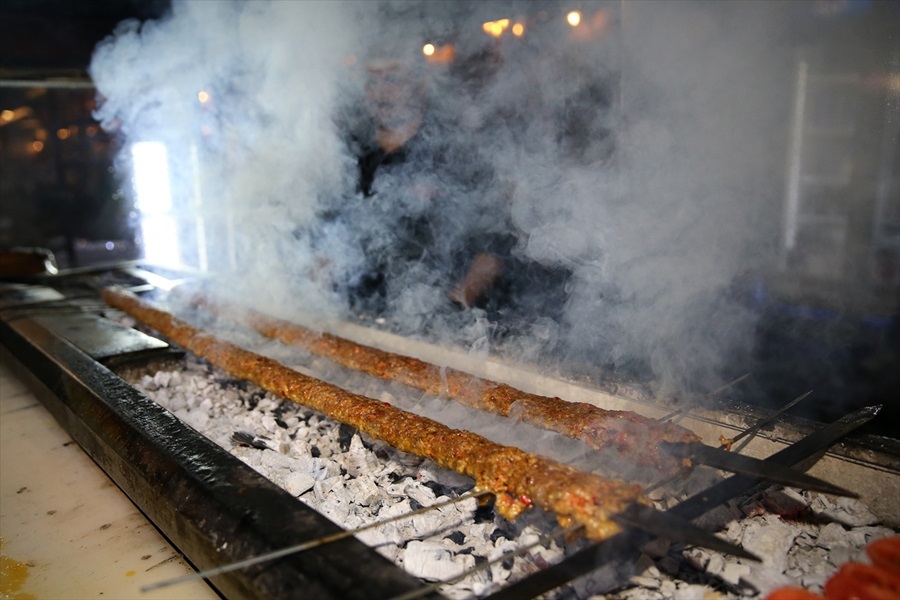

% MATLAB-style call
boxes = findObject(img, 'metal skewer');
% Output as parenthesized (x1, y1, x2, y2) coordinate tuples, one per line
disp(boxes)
(651, 388, 848, 496)
(140, 490, 491, 593)
(391, 495, 759, 600)
(486, 404, 882, 600)
(659, 372, 751, 422)
(727, 389, 813, 451)
(666, 442, 856, 498)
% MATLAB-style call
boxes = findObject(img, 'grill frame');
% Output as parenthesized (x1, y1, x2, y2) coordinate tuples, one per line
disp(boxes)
(2, 266, 899, 599)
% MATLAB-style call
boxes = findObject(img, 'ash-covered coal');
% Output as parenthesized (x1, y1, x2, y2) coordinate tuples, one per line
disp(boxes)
(128, 356, 897, 599)
(131, 357, 586, 598)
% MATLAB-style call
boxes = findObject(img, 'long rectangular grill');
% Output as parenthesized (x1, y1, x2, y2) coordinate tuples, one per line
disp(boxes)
(2, 266, 898, 600)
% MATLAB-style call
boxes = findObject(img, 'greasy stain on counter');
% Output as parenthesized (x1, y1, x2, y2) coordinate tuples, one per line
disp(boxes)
(0, 537, 36, 600)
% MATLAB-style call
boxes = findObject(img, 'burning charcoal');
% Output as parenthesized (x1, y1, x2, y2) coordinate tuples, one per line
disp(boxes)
(724, 519, 745, 543)
(740, 564, 794, 597)
(489, 527, 508, 544)
(739, 498, 767, 518)
(402, 541, 475, 581)
(387, 472, 413, 484)
(259, 449, 295, 470)
(629, 574, 661, 590)
(827, 544, 856, 567)
(719, 560, 751, 586)
(231, 431, 271, 450)
(684, 547, 711, 571)
(284, 471, 316, 497)
(345, 476, 382, 507)
(306, 457, 341, 481)
(659, 579, 677, 597)
(261, 414, 278, 433)
(817, 521, 849, 550)
(139, 374, 158, 391)
(445, 530, 466, 545)
(473, 497, 495, 524)
(404, 482, 437, 507)
(818, 496, 881, 527)
(344, 435, 380, 477)
(741, 515, 797, 571)
(854, 525, 895, 545)
(153, 370, 173, 388)
(417, 478, 446, 495)
(338, 423, 357, 451)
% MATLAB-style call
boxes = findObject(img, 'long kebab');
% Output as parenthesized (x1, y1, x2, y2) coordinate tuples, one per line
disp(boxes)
(187, 294, 700, 473)
(102, 286, 648, 540)
(189, 295, 856, 497)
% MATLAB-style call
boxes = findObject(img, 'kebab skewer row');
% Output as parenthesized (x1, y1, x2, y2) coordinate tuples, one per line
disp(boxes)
(189, 295, 700, 473)
(102, 286, 648, 541)
(191, 296, 856, 498)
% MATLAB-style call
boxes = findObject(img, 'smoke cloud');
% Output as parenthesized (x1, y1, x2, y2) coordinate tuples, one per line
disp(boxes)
(90, 1, 809, 397)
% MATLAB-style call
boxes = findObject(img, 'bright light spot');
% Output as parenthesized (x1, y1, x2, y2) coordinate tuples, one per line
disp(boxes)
(131, 141, 179, 267)
(131, 142, 173, 214)
(567, 11, 582, 26)
(57, 128, 71, 140)
(139, 215, 181, 268)
(424, 43, 456, 64)
(0, 110, 13, 122)
(482, 18, 510, 38)
(512, 22, 525, 37)
(105, 241, 115, 251)
(31, 140, 44, 152)
(198, 90, 210, 104)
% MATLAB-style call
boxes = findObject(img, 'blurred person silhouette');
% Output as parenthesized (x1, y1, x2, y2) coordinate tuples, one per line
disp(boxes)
(320, 53, 502, 319)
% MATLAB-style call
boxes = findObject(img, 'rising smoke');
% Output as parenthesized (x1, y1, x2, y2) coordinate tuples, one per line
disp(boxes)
(90, 1, 801, 397)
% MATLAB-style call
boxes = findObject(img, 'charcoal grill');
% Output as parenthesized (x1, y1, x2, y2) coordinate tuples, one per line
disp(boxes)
(2, 264, 898, 600)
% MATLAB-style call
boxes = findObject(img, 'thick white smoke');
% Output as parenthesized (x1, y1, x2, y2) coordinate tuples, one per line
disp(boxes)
(90, 1, 807, 397)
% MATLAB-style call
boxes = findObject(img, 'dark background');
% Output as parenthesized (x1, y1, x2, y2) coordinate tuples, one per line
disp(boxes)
(0, 0, 170, 267)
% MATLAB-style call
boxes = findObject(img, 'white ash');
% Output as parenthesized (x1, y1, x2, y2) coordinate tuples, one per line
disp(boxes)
(131, 357, 589, 598)
(126, 352, 896, 599)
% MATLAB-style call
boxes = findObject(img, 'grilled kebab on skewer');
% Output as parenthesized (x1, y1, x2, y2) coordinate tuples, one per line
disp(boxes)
(102, 286, 649, 541)
(179, 295, 854, 497)
(185, 294, 700, 473)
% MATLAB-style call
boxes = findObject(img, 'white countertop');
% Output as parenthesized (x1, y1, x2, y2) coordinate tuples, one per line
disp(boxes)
(0, 359, 219, 600)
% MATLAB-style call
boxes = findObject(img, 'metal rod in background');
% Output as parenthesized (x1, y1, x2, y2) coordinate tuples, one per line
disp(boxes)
(659, 372, 751, 422)
(728, 390, 814, 451)
(0, 79, 95, 89)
